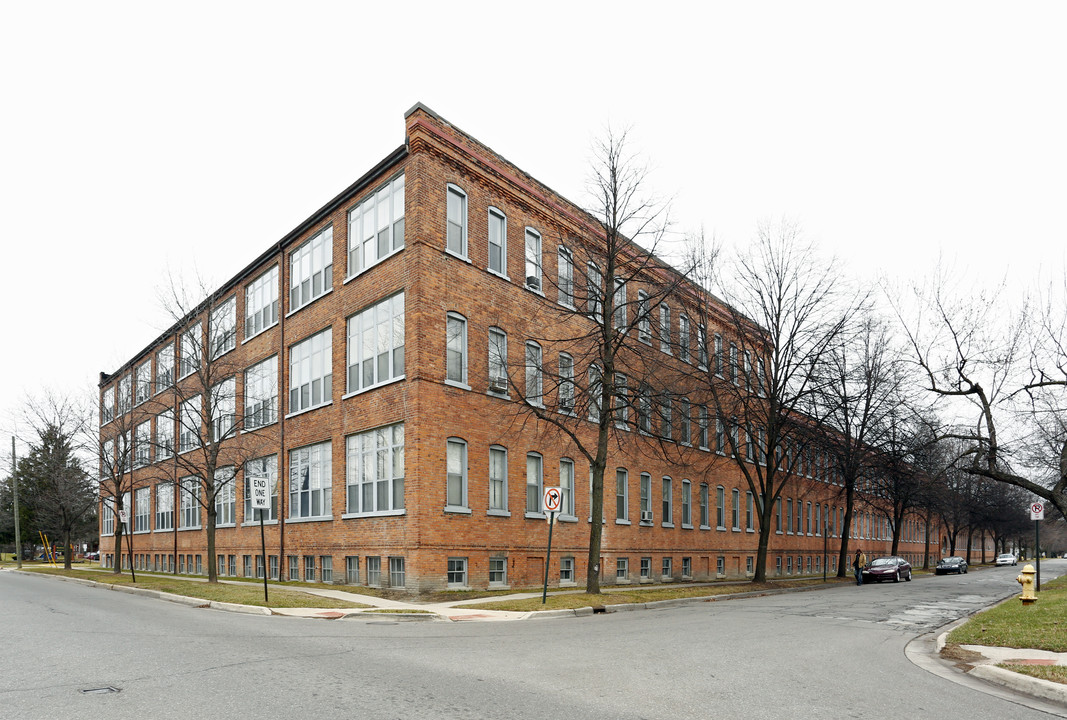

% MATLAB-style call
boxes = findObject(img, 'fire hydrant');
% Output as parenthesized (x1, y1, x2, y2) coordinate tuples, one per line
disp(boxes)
(1017, 564, 1037, 605)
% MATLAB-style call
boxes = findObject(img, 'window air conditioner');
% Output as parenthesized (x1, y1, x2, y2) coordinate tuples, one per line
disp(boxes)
(489, 376, 508, 394)
(641, 510, 653, 523)
(526, 276, 541, 291)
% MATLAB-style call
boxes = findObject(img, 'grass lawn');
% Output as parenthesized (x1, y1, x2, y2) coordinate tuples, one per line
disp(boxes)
(473, 578, 840, 612)
(997, 664, 1067, 685)
(16, 566, 369, 610)
(946, 574, 1067, 653)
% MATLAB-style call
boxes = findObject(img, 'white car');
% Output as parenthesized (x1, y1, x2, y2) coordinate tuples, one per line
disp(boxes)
(995, 553, 1017, 566)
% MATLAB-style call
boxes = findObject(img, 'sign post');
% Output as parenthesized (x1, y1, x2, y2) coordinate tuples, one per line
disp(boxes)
(119, 508, 135, 582)
(541, 487, 563, 604)
(1030, 501, 1044, 591)
(251, 475, 271, 602)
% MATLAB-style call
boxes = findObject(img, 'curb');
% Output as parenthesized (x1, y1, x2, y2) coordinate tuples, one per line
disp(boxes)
(969, 664, 1067, 705)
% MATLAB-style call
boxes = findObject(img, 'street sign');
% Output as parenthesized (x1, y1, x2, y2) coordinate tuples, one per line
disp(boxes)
(543, 486, 563, 513)
(118, 509, 129, 525)
(251, 475, 271, 510)
(1030, 502, 1045, 521)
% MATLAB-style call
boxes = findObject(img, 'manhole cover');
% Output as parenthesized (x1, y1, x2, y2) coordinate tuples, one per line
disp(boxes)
(80, 686, 120, 695)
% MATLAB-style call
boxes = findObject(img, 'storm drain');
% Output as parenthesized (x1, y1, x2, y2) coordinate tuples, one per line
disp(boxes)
(80, 686, 120, 695)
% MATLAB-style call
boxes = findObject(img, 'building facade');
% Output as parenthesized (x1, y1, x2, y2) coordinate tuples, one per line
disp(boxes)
(97, 104, 943, 591)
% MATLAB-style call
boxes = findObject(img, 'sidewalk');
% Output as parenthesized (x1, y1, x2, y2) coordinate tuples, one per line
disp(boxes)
(932, 631, 1067, 708)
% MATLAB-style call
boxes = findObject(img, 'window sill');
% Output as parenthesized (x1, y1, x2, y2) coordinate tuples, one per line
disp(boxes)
(525, 511, 546, 520)
(732, 527, 742, 533)
(444, 505, 472, 515)
(343, 375, 405, 399)
(486, 389, 510, 399)
(214, 523, 236, 529)
(681, 523, 693, 530)
(487, 509, 511, 518)
(132, 529, 151, 535)
(286, 286, 334, 319)
(638, 520, 653, 527)
(661, 522, 675, 529)
(285, 515, 333, 524)
(244, 419, 279, 433)
(524, 284, 545, 297)
(716, 525, 727, 531)
(444, 380, 471, 391)
(152, 528, 175, 533)
(243, 320, 279, 345)
(557, 514, 578, 523)
(444, 248, 471, 264)
(615, 519, 631, 526)
(615, 578, 632, 585)
(285, 400, 333, 420)
(559, 581, 577, 587)
(178, 526, 202, 532)
(341, 510, 406, 519)
(241, 519, 279, 527)
(699, 525, 711, 531)
(346, 247, 405, 284)
(487, 268, 510, 282)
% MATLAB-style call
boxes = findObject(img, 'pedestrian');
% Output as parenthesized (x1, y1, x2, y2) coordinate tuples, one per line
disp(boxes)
(854, 548, 867, 586)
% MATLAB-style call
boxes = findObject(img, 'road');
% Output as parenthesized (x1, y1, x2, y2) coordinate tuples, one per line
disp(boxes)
(2, 561, 1063, 720)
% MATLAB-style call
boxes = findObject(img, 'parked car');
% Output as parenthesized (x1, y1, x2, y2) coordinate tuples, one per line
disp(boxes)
(862, 556, 912, 583)
(84, 551, 100, 561)
(995, 553, 1017, 566)
(935, 556, 968, 574)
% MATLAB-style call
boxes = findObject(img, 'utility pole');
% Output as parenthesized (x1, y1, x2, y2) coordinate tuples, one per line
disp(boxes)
(12, 436, 21, 569)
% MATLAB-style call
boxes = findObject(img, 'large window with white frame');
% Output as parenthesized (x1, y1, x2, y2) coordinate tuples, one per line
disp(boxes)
(445, 437, 467, 510)
(156, 343, 174, 393)
(700, 483, 710, 528)
(289, 328, 332, 414)
(559, 458, 575, 516)
(716, 486, 726, 529)
(525, 341, 542, 406)
(345, 424, 404, 516)
(101, 498, 114, 535)
(244, 455, 279, 522)
(714, 333, 723, 376)
(209, 296, 237, 359)
(526, 453, 543, 514)
(488, 206, 506, 275)
(612, 277, 626, 329)
(557, 246, 573, 306)
(524, 227, 541, 291)
(134, 487, 150, 533)
(489, 445, 508, 513)
(290, 226, 333, 312)
(731, 488, 741, 530)
(348, 173, 405, 276)
(118, 374, 132, 415)
(616, 468, 628, 522)
(214, 467, 236, 526)
(662, 477, 673, 525)
(179, 396, 200, 453)
(640, 472, 652, 522)
(586, 262, 603, 320)
(659, 305, 671, 354)
(210, 378, 236, 442)
(446, 184, 467, 258)
(102, 386, 114, 424)
(245, 265, 279, 339)
(558, 353, 574, 413)
(135, 361, 151, 405)
(155, 482, 174, 531)
(180, 326, 201, 379)
(445, 313, 467, 386)
(637, 291, 651, 344)
(156, 410, 174, 460)
(679, 315, 690, 363)
(697, 325, 708, 369)
(347, 293, 404, 394)
(681, 479, 692, 527)
(134, 421, 151, 468)
(244, 355, 278, 429)
(289, 441, 331, 520)
(179, 477, 200, 529)
(488, 327, 507, 395)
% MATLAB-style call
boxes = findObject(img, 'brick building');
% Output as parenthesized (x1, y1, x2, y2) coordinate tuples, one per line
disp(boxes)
(97, 103, 941, 591)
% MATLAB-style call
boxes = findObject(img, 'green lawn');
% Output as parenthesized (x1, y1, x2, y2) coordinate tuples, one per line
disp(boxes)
(947, 574, 1067, 653)
(16, 566, 369, 609)
(997, 663, 1067, 685)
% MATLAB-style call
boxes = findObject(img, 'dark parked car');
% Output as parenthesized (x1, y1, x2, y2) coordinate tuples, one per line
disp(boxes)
(936, 556, 968, 575)
(862, 556, 912, 583)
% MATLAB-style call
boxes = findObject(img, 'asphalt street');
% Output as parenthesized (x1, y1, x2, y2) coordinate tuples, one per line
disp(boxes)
(2, 561, 1064, 720)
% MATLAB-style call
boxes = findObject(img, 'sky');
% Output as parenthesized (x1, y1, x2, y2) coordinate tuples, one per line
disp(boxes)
(2, 1, 1064, 454)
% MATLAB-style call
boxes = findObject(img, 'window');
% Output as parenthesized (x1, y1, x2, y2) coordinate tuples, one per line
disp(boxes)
(102, 386, 114, 424)
(288, 556, 299, 581)
(699, 406, 709, 449)
(117, 374, 132, 415)
(348, 173, 405, 275)
(787, 498, 793, 533)
(289, 225, 333, 311)
(345, 556, 359, 584)
(525, 342, 543, 405)
(134, 421, 151, 467)
(730, 342, 739, 385)
(659, 305, 671, 354)
(446, 185, 467, 257)
(525, 453, 543, 514)
(289, 328, 332, 414)
(616, 558, 629, 580)
(615, 468, 628, 521)
(586, 262, 603, 320)
(244, 355, 278, 429)
(558, 354, 574, 413)
(715, 416, 726, 454)
(289, 441, 332, 519)
(662, 477, 673, 525)
(559, 557, 574, 583)
(588, 365, 602, 421)
(681, 480, 692, 527)
(639, 472, 652, 522)
(321, 556, 333, 583)
(135, 361, 151, 405)
(447, 557, 467, 587)
(180, 327, 201, 379)
(102, 500, 115, 535)
(209, 296, 237, 359)
(488, 328, 507, 394)
(679, 315, 690, 363)
(488, 445, 508, 513)
(637, 385, 652, 433)
(366, 556, 381, 586)
(716, 486, 726, 528)
(445, 438, 467, 510)
(731, 488, 740, 530)
(748, 557, 755, 574)
(662, 557, 673, 578)
(155, 482, 174, 531)
(613, 373, 628, 427)
(524, 227, 541, 290)
(179, 396, 200, 453)
(637, 291, 651, 343)
(179, 477, 200, 529)
(559, 458, 575, 516)
(487, 207, 506, 275)
(245, 265, 279, 339)
(389, 557, 404, 587)
(244, 455, 279, 522)
(698, 325, 708, 369)
(215, 467, 236, 526)
(776, 498, 783, 533)
(640, 557, 651, 579)
(134, 487, 150, 533)
(119, 432, 131, 472)
(489, 557, 506, 586)
(683, 557, 692, 578)
(746, 491, 754, 531)
(714, 334, 724, 376)
(210, 377, 236, 442)
(659, 392, 672, 439)
(557, 246, 573, 306)
(304, 556, 316, 582)
(700, 483, 710, 528)
(156, 343, 174, 393)
(776, 556, 783, 576)
(680, 398, 691, 445)
(346, 424, 404, 515)
(612, 277, 626, 329)
(445, 313, 467, 386)
(347, 293, 405, 394)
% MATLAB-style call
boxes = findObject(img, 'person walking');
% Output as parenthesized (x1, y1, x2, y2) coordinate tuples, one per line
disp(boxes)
(854, 548, 867, 586)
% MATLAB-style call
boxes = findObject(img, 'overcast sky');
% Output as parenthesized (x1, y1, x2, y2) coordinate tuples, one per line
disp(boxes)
(2, 1, 1064, 452)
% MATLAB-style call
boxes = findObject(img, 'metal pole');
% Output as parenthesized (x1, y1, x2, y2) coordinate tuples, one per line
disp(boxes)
(259, 513, 268, 603)
(12, 437, 21, 569)
(542, 512, 556, 604)
(1035, 518, 1041, 592)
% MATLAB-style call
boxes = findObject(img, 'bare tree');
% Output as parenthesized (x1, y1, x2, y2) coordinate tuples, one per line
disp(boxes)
(688, 221, 863, 582)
